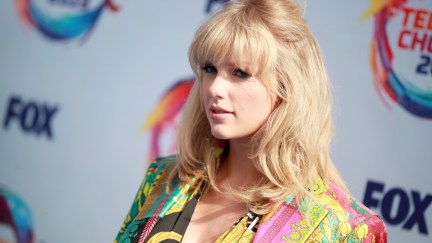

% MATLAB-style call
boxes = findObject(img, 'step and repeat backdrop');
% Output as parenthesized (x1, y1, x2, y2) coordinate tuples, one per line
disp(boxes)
(0, 0, 431, 242)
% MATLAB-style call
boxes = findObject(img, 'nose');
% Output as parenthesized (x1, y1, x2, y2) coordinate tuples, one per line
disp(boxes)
(207, 74, 227, 99)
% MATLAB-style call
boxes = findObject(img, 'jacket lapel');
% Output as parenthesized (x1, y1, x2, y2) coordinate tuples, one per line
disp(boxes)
(135, 174, 198, 220)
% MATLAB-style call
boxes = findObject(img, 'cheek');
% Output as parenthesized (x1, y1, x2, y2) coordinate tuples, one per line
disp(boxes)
(237, 91, 273, 118)
(262, 96, 275, 116)
(200, 82, 210, 101)
(250, 87, 274, 109)
(256, 94, 275, 121)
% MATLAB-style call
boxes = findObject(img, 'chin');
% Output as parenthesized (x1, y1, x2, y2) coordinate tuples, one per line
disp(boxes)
(211, 132, 230, 140)
(210, 128, 232, 140)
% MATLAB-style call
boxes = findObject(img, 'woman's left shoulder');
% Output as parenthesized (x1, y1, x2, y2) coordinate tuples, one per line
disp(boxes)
(254, 179, 387, 243)
(312, 179, 388, 242)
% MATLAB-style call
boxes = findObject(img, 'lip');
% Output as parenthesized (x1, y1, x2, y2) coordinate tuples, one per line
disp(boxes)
(209, 104, 233, 121)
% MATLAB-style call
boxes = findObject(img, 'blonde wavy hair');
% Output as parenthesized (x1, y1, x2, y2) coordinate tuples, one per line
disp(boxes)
(170, 0, 346, 214)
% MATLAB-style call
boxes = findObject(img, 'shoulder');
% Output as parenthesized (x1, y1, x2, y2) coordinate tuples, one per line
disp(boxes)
(255, 178, 387, 242)
(140, 155, 178, 194)
(114, 155, 178, 242)
(311, 179, 388, 242)
(147, 155, 177, 174)
(127, 155, 178, 216)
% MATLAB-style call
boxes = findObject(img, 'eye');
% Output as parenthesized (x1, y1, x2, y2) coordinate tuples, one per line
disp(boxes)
(201, 64, 217, 74)
(234, 68, 252, 79)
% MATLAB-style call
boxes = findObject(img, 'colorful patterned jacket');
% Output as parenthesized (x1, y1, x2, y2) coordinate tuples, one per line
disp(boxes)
(115, 156, 387, 242)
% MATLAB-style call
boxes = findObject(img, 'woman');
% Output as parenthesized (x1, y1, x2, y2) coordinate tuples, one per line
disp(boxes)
(115, 0, 387, 242)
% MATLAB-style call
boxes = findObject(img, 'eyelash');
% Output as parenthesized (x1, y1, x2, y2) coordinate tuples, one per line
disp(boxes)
(234, 68, 252, 79)
(200, 64, 252, 79)
(201, 64, 217, 74)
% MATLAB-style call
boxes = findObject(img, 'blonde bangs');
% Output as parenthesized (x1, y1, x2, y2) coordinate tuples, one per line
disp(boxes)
(189, 6, 276, 87)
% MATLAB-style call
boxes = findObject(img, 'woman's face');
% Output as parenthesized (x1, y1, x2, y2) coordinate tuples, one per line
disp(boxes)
(201, 59, 276, 141)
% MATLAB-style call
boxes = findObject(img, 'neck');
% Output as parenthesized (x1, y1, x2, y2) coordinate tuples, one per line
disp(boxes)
(217, 138, 261, 189)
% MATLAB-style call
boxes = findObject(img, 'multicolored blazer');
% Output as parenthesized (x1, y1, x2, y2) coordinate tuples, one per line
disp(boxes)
(115, 156, 387, 242)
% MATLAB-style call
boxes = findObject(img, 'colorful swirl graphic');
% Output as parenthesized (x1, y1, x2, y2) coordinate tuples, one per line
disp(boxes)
(0, 188, 34, 243)
(141, 79, 194, 160)
(362, 0, 432, 118)
(15, 0, 119, 41)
